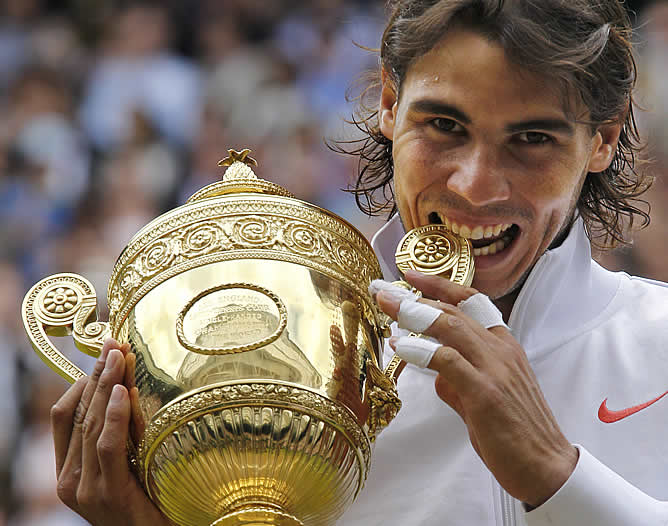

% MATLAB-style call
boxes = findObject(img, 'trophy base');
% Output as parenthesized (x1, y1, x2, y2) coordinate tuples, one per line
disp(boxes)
(211, 506, 304, 526)
(142, 383, 370, 526)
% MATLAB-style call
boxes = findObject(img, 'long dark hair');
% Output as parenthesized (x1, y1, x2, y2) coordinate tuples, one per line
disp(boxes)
(334, 0, 651, 248)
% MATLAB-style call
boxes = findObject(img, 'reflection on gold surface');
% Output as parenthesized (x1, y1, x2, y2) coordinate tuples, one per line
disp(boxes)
(22, 151, 401, 526)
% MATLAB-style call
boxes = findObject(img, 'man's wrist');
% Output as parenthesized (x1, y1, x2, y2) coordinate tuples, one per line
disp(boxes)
(524, 444, 579, 509)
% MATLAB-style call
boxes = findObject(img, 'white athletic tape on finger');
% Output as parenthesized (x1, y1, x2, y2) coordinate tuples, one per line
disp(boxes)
(394, 336, 441, 369)
(457, 293, 508, 329)
(397, 299, 442, 333)
(369, 279, 419, 303)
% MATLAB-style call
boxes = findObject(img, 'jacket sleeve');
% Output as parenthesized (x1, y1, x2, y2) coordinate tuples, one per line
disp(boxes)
(525, 445, 668, 526)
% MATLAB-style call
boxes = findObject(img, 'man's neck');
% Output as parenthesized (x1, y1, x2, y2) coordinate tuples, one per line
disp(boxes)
(491, 216, 577, 322)
(493, 289, 520, 323)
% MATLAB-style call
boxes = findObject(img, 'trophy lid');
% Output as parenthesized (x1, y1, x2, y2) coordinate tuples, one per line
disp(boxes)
(107, 148, 383, 334)
(186, 148, 295, 202)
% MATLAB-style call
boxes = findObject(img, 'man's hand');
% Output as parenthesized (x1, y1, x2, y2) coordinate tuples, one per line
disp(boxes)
(51, 338, 172, 526)
(376, 271, 578, 508)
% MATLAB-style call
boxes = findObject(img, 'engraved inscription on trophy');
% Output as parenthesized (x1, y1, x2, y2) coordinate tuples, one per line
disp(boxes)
(176, 283, 288, 355)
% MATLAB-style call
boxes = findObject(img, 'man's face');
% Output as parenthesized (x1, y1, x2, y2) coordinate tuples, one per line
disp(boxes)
(379, 29, 619, 300)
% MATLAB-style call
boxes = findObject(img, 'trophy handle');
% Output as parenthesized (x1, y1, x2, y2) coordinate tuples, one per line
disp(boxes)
(366, 360, 403, 442)
(22, 273, 111, 384)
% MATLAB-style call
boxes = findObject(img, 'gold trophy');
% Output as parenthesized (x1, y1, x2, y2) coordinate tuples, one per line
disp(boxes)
(21, 149, 473, 526)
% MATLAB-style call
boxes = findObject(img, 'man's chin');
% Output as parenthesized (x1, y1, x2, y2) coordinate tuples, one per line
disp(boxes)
(472, 270, 528, 302)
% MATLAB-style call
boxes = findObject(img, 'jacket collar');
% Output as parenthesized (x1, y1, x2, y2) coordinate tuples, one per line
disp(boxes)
(371, 215, 622, 360)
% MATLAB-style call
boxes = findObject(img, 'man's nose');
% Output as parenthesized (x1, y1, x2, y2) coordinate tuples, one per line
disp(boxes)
(445, 146, 511, 207)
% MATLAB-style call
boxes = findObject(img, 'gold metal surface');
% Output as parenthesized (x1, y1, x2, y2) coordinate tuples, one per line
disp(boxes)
(395, 224, 475, 287)
(22, 273, 110, 383)
(22, 149, 401, 526)
(175, 282, 289, 355)
(387, 224, 476, 379)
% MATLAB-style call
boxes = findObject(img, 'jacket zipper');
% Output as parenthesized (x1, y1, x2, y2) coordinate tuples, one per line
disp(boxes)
(498, 483, 518, 526)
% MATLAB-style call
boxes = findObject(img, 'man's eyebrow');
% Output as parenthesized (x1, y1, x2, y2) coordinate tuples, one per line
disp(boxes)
(407, 100, 471, 124)
(407, 100, 575, 136)
(505, 119, 574, 135)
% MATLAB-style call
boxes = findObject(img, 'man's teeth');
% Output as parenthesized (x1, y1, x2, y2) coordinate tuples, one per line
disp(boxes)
(433, 214, 513, 256)
(447, 220, 511, 239)
(472, 235, 512, 257)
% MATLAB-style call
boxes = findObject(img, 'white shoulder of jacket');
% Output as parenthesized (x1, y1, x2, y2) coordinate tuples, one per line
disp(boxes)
(526, 445, 668, 526)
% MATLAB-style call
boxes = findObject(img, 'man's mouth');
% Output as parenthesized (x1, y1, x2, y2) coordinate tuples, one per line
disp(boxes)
(427, 212, 519, 257)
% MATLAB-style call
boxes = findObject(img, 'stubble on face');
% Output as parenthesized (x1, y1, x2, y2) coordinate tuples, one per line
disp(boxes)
(383, 30, 600, 312)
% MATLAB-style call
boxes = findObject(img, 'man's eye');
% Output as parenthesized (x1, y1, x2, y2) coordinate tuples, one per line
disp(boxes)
(431, 118, 464, 133)
(517, 131, 551, 144)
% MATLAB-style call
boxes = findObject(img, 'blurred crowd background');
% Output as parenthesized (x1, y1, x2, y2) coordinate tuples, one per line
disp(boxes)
(0, 0, 667, 524)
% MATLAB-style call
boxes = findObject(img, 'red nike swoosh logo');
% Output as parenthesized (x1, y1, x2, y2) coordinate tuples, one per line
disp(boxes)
(598, 390, 668, 423)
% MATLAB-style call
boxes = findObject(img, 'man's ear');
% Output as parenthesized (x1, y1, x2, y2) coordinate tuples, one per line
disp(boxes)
(587, 122, 622, 173)
(379, 69, 398, 140)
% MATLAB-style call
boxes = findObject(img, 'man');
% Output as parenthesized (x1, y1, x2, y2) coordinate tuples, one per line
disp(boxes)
(339, 1, 668, 524)
(51, 1, 668, 525)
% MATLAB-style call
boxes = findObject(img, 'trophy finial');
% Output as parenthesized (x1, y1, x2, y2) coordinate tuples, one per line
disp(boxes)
(218, 148, 258, 168)
(217, 148, 259, 183)
(186, 146, 294, 202)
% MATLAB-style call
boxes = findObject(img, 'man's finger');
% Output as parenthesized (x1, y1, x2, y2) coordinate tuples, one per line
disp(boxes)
(379, 289, 499, 365)
(119, 341, 131, 357)
(80, 348, 126, 485)
(392, 336, 480, 391)
(97, 384, 132, 487)
(59, 340, 114, 487)
(129, 386, 145, 444)
(434, 374, 465, 418)
(390, 335, 440, 368)
(376, 290, 442, 331)
(124, 351, 136, 390)
(404, 269, 477, 305)
(52, 377, 88, 477)
(376, 279, 508, 334)
(456, 294, 509, 331)
(103, 338, 120, 356)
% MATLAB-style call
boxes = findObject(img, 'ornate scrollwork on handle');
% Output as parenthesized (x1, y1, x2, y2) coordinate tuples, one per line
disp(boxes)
(366, 361, 402, 442)
(22, 273, 110, 383)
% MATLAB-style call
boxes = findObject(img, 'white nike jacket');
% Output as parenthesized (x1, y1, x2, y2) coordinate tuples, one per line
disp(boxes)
(339, 216, 668, 526)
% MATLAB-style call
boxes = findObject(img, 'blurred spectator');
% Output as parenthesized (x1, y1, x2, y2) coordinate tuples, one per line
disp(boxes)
(205, 45, 311, 143)
(80, 2, 202, 152)
(0, 67, 90, 282)
(9, 68, 90, 209)
(0, 0, 44, 93)
(273, 0, 383, 131)
(179, 105, 232, 203)
(29, 16, 88, 89)
(0, 262, 24, 522)
(595, 0, 668, 281)
(9, 372, 86, 526)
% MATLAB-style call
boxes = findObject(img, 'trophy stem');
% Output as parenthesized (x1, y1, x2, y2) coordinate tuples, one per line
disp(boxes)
(210, 506, 304, 526)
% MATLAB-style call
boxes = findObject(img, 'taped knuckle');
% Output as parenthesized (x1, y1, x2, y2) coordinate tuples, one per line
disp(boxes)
(432, 308, 462, 332)
(462, 287, 479, 299)
(438, 303, 459, 315)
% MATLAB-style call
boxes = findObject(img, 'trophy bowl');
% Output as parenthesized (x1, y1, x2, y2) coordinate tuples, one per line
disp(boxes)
(22, 149, 402, 526)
